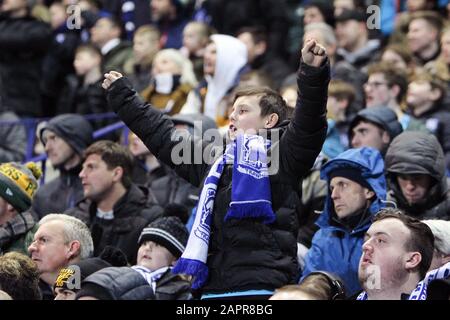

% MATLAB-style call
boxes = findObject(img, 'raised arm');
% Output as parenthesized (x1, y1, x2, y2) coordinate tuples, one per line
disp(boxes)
(103, 72, 213, 187)
(279, 39, 330, 180)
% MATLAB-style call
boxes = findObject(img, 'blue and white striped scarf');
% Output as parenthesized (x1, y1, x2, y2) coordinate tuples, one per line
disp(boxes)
(132, 266, 170, 293)
(357, 262, 450, 300)
(172, 134, 276, 289)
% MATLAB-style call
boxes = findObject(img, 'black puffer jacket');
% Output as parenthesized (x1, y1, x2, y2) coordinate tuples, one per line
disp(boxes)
(80, 267, 155, 300)
(65, 184, 164, 263)
(107, 61, 329, 294)
(0, 15, 52, 117)
(79, 266, 191, 300)
(385, 131, 450, 220)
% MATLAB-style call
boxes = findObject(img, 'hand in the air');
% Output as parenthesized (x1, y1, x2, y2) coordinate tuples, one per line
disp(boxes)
(301, 39, 327, 67)
(102, 71, 123, 90)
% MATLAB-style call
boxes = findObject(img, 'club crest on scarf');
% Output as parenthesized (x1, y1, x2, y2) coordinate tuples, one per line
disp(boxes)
(237, 135, 270, 179)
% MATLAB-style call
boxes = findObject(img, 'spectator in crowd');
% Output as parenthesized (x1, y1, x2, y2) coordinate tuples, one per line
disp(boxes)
(349, 106, 403, 155)
(53, 245, 127, 300)
(385, 131, 450, 220)
(364, 62, 427, 132)
(150, 0, 189, 49)
(65, 140, 163, 263)
(132, 216, 192, 299)
(41, 0, 81, 117)
(103, 39, 329, 299)
(335, 9, 381, 72)
(302, 147, 386, 297)
(303, 22, 366, 109)
(30, 114, 93, 220)
(0, 95, 26, 163)
(180, 34, 248, 127)
(0, 252, 42, 300)
(181, 21, 211, 82)
(123, 25, 161, 93)
(73, 216, 192, 300)
(406, 71, 450, 169)
(75, 215, 192, 300)
(57, 45, 109, 124)
(237, 26, 292, 90)
(381, 44, 415, 75)
(0, 162, 41, 255)
(422, 220, 450, 271)
(140, 48, 197, 115)
(407, 11, 443, 66)
(28, 214, 94, 300)
(357, 208, 434, 300)
(270, 271, 346, 300)
(324, 79, 358, 156)
(0, 0, 52, 118)
(90, 16, 133, 73)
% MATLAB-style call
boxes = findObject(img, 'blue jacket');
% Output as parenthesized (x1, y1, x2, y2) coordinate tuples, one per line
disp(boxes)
(302, 147, 386, 296)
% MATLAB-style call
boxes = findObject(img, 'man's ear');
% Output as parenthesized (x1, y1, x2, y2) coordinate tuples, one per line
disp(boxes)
(405, 252, 422, 271)
(264, 113, 279, 129)
(6, 203, 17, 214)
(364, 189, 375, 200)
(430, 88, 442, 102)
(381, 130, 391, 145)
(67, 241, 81, 261)
(112, 166, 124, 182)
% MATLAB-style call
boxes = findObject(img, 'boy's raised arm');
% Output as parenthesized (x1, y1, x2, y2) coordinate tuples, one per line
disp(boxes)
(279, 39, 330, 180)
(103, 72, 211, 188)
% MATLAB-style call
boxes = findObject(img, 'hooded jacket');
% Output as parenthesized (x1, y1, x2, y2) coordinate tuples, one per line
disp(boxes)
(107, 60, 329, 294)
(385, 131, 450, 220)
(180, 34, 248, 125)
(303, 147, 387, 297)
(30, 114, 94, 220)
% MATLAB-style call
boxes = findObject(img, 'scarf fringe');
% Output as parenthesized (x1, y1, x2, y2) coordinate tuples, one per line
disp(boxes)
(173, 258, 209, 290)
(225, 201, 276, 224)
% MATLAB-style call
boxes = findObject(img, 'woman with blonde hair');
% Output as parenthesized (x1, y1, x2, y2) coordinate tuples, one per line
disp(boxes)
(140, 49, 197, 115)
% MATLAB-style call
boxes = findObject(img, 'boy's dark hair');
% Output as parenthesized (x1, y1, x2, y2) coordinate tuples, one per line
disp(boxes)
(84, 140, 134, 189)
(367, 62, 408, 103)
(373, 208, 435, 279)
(233, 86, 289, 125)
(0, 252, 42, 300)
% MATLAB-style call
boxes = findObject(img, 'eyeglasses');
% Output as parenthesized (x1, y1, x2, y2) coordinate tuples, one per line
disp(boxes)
(364, 81, 389, 88)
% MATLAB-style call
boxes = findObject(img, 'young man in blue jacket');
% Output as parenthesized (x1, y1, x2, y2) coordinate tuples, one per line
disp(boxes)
(302, 147, 386, 297)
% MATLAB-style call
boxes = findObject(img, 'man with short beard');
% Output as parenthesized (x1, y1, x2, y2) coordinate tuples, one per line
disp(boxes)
(29, 114, 93, 220)
(358, 208, 434, 300)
